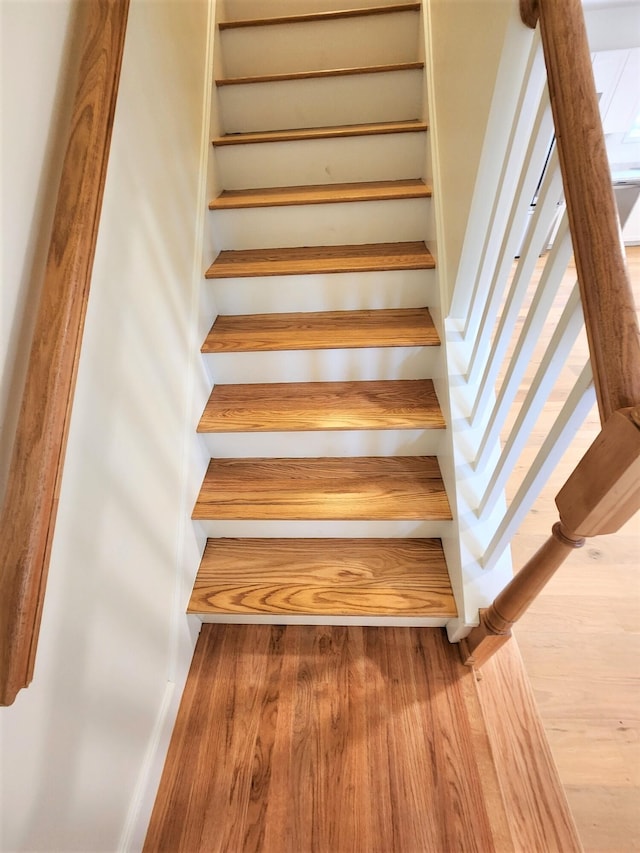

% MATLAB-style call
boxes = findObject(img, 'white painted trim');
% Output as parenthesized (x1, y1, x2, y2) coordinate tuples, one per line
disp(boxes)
(475, 215, 574, 490)
(466, 93, 555, 385)
(422, 0, 449, 310)
(450, 26, 543, 322)
(196, 614, 450, 627)
(483, 363, 596, 571)
(118, 681, 177, 852)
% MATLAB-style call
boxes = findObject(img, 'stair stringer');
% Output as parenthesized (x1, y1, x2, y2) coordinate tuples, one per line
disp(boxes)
(420, 0, 515, 641)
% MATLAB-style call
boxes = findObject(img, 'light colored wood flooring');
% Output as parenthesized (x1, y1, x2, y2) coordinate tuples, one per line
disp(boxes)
(144, 624, 580, 853)
(507, 245, 640, 852)
(192, 456, 451, 521)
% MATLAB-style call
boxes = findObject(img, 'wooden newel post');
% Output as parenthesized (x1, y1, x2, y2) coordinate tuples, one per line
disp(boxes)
(462, 408, 640, 668)
(461, 523, 584, 667)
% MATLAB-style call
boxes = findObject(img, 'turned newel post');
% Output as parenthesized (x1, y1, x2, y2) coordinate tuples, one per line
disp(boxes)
(461, 522, 584, 667)
(462, 408, 640, 668)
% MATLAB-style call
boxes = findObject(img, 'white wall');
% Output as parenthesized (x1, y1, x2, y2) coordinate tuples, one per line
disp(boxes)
(0, 0, 83, 498)
(426, 0, 518, 307)
(0, 0, 213, 850)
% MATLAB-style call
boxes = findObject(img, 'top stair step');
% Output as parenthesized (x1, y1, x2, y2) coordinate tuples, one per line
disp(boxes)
(216, 61, 424, 87)
(212, 119, 428, 147)
(219, 3, 420, 29)
(210, 179, 431, 210)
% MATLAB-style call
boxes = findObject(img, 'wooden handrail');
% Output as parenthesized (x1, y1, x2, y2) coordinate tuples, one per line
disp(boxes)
(0, 0, 129, 706)
(523, 0, 640, 422)
(464, 0, 640, 667)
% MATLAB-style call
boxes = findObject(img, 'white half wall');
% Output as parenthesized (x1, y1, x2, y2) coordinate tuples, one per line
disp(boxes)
(426, 0, 517, 307)
(0, 1, 213, 850)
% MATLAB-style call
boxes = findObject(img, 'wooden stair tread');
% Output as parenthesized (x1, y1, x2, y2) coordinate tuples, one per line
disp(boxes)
(219, 3, 421, 30)
(206, 241, 435, 278)
(192, 456, 452, 521)
(198, 379, 445, 432)
(210, 179, 431, 210)
(202, 307, 439, 353)
(212, 119, 428, 146)
(188, 538, 456, 617)
(216, 61, 424, 87)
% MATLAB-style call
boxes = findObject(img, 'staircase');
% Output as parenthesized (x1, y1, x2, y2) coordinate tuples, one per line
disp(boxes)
(188, 0, 457, 627)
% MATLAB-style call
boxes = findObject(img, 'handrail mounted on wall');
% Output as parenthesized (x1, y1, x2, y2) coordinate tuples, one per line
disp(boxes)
(0, 0, 130, 706)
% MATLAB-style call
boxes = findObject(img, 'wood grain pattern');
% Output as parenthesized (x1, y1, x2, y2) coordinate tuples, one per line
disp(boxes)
(537, 0, 640, 419)
(0, 0, 130, 706)
(475, 639, 583, 852)
(556, 406, 640, 536)
(202, 307, 439, 352)
(144, 625, 578, 852)
(205, 240, 435, 278)
(197, 379, 445, 432)
(188, 538, 456, 617)
(216, 61, 424, 87)
(210, 178, 431, 210)
(219, 3, 421, 30)
(192, 456, 452, 520)
(212, 119, 428, 146)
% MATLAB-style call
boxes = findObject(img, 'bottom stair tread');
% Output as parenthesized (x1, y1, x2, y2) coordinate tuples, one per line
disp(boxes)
(188, 538, 456, 617)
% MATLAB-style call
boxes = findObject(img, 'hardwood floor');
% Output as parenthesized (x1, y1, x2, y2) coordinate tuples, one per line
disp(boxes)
(509, 245, 640, 852)
(144, 625, 579, 853)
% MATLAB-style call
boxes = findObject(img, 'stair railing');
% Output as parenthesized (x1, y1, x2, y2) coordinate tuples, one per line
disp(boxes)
(0, 0, 130, 706)
(458, 0, 640, 665)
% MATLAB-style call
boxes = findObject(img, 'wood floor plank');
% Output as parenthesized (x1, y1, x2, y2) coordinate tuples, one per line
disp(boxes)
(205, 241, 436, 278)
(219, 3, 421, 30)
(210, 179, 431, 209)
(216, 61, 424, 86)
(192, 456, 452, 521)
(475, 639, 583, 852)
(147, 626, 559, 852)
(212, 119, 428, 146)
(197, 379, 445, 433)
(202, 307, 439, 353)
(188, 538, 457, 617)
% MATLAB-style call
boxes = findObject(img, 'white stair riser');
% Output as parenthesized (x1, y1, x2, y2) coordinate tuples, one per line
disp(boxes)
(200, 428, 446, 458)
(218, 70, 423, 133)
(194, 519, 453, 538)
(215, 132, 429, 189)
(222, 0, 408, 20)
(195, 614, 450, 627)
(210, 198, 430, 250)
(208, 269, 436, 315)
(221, 14, 420, 77)
(204, 346, 439, 383)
